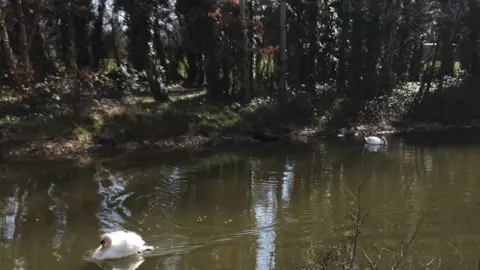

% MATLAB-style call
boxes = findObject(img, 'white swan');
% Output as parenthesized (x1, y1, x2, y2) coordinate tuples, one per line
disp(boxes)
(91, 230, 154, 261)
(364, 135, 388, 145)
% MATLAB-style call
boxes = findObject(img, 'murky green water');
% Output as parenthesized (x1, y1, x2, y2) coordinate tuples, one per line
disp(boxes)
(2, 132, 480, 269)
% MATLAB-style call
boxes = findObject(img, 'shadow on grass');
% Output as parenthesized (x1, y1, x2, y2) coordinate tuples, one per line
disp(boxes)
(3, 81, 440, 157)
(99, 91, 343, 144)
(405, 77, 480, 126)
(1, 90, 344, 153)
(2, 114, 99, 147)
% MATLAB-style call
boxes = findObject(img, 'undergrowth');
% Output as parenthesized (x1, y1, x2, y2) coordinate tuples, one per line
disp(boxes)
(2, 65, 480, 159)
(407, 76, 480, 125)
(301, 180, 427, 270)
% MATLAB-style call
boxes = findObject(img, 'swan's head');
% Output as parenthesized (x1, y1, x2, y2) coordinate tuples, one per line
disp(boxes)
(90, 234, 113, 261)
(98, 234, 113, 250)
(381, 136, 388, 144)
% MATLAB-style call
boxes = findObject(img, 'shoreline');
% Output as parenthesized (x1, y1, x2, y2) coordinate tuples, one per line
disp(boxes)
(4, 120, 480, 161)
(2, 81, 479, 161)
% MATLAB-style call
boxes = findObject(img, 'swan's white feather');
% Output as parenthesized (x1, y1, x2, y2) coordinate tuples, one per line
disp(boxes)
(91, 231, 153, 260)
(364, 136, 387, 145)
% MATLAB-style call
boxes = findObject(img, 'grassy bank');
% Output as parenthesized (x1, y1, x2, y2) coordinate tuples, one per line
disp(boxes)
(0, 87, 322, 159)
(2, 74, 480, 160)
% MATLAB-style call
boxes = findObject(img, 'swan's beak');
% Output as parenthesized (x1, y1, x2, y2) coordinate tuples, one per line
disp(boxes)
(99, 239, 106, 250)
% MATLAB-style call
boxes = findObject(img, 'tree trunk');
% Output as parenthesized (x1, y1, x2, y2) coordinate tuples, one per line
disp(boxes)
(153, 16, 169, 82)
(146, 58, 169, 102)
(380, 0, 400, 93)
(408, 42, 423, 81)
(348, 6, 364, 99)
(92, 0, 107, 71)
(110, 7, 121, 67)
(0, 9, 17, 84)
(364, 0, 381, 98)
(336, 0, 351, 93)
(70, 0, 92, 69)
(240, 0, 250, 102)
(278, 0, 287, 102)
(13, 0, 31, 80)
(30, 21, 56, 79)
(306, 0, 318, 90)
(186, 51, 199, 86)
(127, 5, 150, 71)
(221, 58, 231, 97)
(65, 11, 81, 115)
(466, 0, 480, 76)
(438, 6, 461, 91)
(66, 15, 77, 73)
(394, 0, 414, 81)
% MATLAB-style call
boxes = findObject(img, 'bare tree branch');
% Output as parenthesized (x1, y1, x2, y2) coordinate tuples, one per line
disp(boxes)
(392, 210, 427, 269)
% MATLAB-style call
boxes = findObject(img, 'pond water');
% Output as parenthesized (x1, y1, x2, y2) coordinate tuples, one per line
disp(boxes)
(2, 132, 480, 269)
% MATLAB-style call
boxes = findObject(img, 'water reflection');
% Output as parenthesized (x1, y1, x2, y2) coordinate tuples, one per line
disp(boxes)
(363, 143, 388, 152)
(95, 169, 136, 232)
(1, 184, 19, 241)
(251, 157, 278, 270)
(2, 136, 480, 268)
(91, 255, 145, 270)
(47, 182, 69, 260)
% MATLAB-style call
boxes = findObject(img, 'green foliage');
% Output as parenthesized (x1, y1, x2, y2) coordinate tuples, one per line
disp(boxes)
(99, 58, 118, 74)
(421, 61, 462, 74)
(358, 83, 418, 124)
(73, 125, 92, 137)
(258, 56, 275, 75)
(176, 57, 188, 79)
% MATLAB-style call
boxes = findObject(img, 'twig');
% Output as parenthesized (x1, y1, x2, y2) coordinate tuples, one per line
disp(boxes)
(392, 210, 427, 269)
(424, 258, 435, 267)
(358, 245, 376, 269)
(379, 247, 397, 255)
(447, 240, 469, 270)
(414, 248, 436, 269)
(348, 179, 363, 268)
(418, 252, 435, 268)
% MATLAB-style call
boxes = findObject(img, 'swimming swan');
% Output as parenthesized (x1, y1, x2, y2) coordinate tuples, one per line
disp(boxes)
(91, 230, 154, 260)
(364, 135, 388, 145)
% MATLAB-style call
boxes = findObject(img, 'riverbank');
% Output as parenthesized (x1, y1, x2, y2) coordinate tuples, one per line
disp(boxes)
(0, 90, 305, 160)
(2, 80, 480, 161)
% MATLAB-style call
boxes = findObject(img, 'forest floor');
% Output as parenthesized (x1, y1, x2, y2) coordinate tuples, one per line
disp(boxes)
(2, 80, 480, 160)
